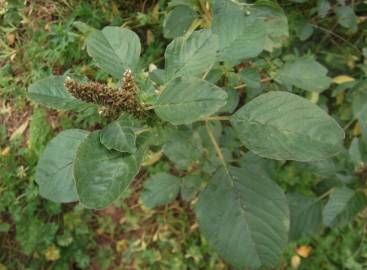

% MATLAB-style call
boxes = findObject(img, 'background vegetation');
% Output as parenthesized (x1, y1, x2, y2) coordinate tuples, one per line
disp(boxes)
(1, 0, 367, 269)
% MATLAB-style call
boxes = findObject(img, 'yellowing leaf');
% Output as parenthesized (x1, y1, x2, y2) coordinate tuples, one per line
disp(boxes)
(142, 150, 163, 166)
(336, 92, 345, 105)
(310, 92, 319, 104)
(44, 245, 60, 261)
(291, 255, 301, 269)
(6, 32, 15, 45)
(332, 75, 355, 84)
(1, 147, 9, 156)
(116, 239, 127, 252)
(10, 119, 29, 141)
(353, 122, 362, 136)
(296, 245, 312, 258)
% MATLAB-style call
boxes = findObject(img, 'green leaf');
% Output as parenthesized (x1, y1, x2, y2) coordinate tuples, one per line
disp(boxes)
(100, 118, 137, 153)
(180, 174, 203, 201)
(140, 173, 181, 208)
(163, 5, 198, 39)
(165, 29, 218, 81)
(36, 129, 89, 203)
(217, 88, 240, 114)
(28, 76, 90, 111)
(74, 132, 139, 209)
(250, 0, 289, 52)
(87, 26, 141, 79)
(294, 19, 314, 41)
(163, 129, 203, 170)
(323, 187, 367, 227)
(287, 193, 322, 241)
(335, 5, 358, 32)
(318, 0, 331, 18)
(348, 138, 363, 166)
(212, 0, 266, 63)
(231, 91, 345, 161)
(155, 77, 227, 125)
(276, 57, 331, 92)
(240, 68, 261, 90)
(196, 166, 289, 269)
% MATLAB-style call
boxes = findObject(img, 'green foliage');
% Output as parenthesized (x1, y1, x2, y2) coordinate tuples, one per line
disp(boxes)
(140, 172, 181, 208)
(163, 5, 198, 39)
(231, 91, 345, 161)
(27, 76, 92, 111)
(197, 166, 289, 269)
(86, 26, 141, 78)
(154, 77, 227, 124)
(212, 0, 266, 62)
(165, 29, 218, 81)
(288, 193, 322, 241)
(2, 0, 367, 269)
(74, 132, 139, 209)
(36, 129, 89, 203)
(323, 187, 367, 227)
(100, 117, 140, 153)
(275, 57, 331, 92)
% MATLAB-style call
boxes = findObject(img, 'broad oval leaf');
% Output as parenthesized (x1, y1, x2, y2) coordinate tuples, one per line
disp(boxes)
(335, 5, 358, 32)
(231, 91, 345, 161)
(212, 0, 265, 63)
(249, 0, 289, 52)
(28, 76, 91, 111)
(196, 166, 289, 269)
(288, 193, 322, 241)
(323, 187, 367, 227)
(275, 57, 331, 92)
(87, 26, 141, 79)
(74, 132, 139, 209)
(163, 5, 198, 39)
(165, 29, 218, 81)
(155, 77, 227, 125)
(163, 128, 203, 170)
(140, 172, 181, 208)
(36, 129, 89, 203)
(100, 119, 137, 153)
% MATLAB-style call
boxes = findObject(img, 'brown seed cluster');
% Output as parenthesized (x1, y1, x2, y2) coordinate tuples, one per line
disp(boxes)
(64, 70, 146, 119)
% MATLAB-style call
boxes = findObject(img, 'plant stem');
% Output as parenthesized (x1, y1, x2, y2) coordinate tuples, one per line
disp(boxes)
(202, 115, 230, 121)
(234, 77, 272, 90)
(205, 120, 229, 173)
(316, 188, 336, 201)
(311, 24, 361, 52)
(202, 64, 214, 80)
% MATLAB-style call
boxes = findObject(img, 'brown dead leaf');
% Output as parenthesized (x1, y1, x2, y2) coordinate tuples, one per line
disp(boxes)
(6, 33, 15, 45)
(146, 29, 154, 45)
(1, 146, 9, 156)
(10, 119, 29, 141)
(115, 239, 127, 253)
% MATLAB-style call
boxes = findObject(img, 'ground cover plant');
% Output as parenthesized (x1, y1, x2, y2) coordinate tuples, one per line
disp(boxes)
(1, 0, 367, 269)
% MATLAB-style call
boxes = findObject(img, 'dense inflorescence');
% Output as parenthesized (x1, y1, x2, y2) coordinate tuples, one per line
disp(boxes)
(64, 70, 146, 119)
